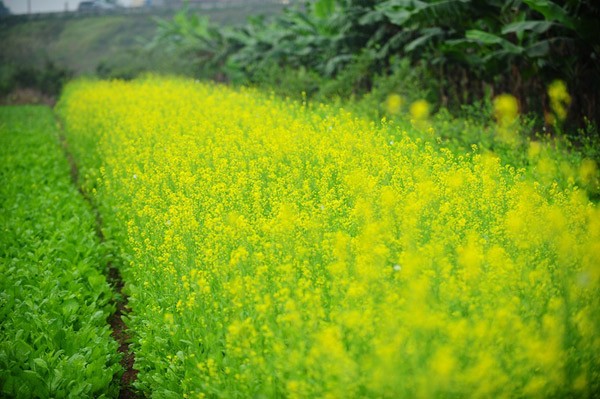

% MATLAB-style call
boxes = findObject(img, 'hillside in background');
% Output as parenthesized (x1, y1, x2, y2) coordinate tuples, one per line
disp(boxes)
(1, 13, 157, 76)
(0, 2, 287, 84)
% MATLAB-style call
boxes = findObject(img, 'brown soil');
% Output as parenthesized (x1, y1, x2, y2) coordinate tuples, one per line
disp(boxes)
(107, 265, 140, 399)
(58, 129, 140, 398)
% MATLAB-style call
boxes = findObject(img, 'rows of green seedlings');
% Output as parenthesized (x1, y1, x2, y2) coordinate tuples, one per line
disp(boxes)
(0, 106, 121, 398)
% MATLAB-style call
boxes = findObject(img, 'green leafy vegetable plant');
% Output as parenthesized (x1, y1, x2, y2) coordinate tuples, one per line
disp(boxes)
(0, 106, 121, 398)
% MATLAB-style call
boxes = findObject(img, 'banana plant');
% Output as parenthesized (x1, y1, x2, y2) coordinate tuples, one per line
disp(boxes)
(147, 0, 600, 126)
(147, 5, 231, 77)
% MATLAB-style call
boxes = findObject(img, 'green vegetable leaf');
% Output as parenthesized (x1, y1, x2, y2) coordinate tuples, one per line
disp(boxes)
(466, 30, 523, 54)
(502, 20, 554, 35)
(522, 0, 575, 30)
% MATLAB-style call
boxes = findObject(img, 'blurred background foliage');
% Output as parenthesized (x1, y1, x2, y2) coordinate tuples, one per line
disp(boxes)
(149, 0, 600, 130)
(0, 2, 286, 100)
(3, 0, 599, 129)
(1, 0, 598, 169)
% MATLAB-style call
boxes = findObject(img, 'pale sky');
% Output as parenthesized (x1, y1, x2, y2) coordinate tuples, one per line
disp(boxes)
(4, 0, 138, 14)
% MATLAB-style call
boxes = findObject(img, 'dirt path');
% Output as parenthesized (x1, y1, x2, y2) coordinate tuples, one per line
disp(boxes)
(107, 266, 139, 399)
(58, 131, 140, 398)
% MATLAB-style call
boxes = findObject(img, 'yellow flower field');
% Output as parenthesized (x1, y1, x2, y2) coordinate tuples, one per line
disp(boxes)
(58, 77, 600, 398)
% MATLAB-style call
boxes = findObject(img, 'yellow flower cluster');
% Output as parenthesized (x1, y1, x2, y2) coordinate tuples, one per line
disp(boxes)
(493, 93, 519, 126)
(384, 93, 403, 115)
(58, 77, 600, 398)
(384, 94, 430, 131)
(547, 79, 572, 122)
(493, 93, 520, 145)
(409, 98, 430, 120)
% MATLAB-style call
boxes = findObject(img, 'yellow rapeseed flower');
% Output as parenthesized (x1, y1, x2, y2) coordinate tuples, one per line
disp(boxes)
(547, 79, 571, 121)
(385, 93, 404, 115)
(57, 77, 600, 398)
(493, 93, 519, 127)
(493, 94, 519, 145)
(409, 99, 430, 120)
(579, 158, 597, 186)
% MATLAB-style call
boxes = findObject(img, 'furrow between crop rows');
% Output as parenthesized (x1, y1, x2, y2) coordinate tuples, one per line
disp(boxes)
(59, 121, 139, 398)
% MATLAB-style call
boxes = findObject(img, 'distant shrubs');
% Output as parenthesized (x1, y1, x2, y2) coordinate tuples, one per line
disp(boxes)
(0, 60, 72, 102)
(150, 0, 600, 131)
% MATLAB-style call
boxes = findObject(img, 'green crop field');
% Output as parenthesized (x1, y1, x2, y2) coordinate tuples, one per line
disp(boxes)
(0, 106, 121, 397)
(2, 0, 599, 396)
(1, 72, 599, 397)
